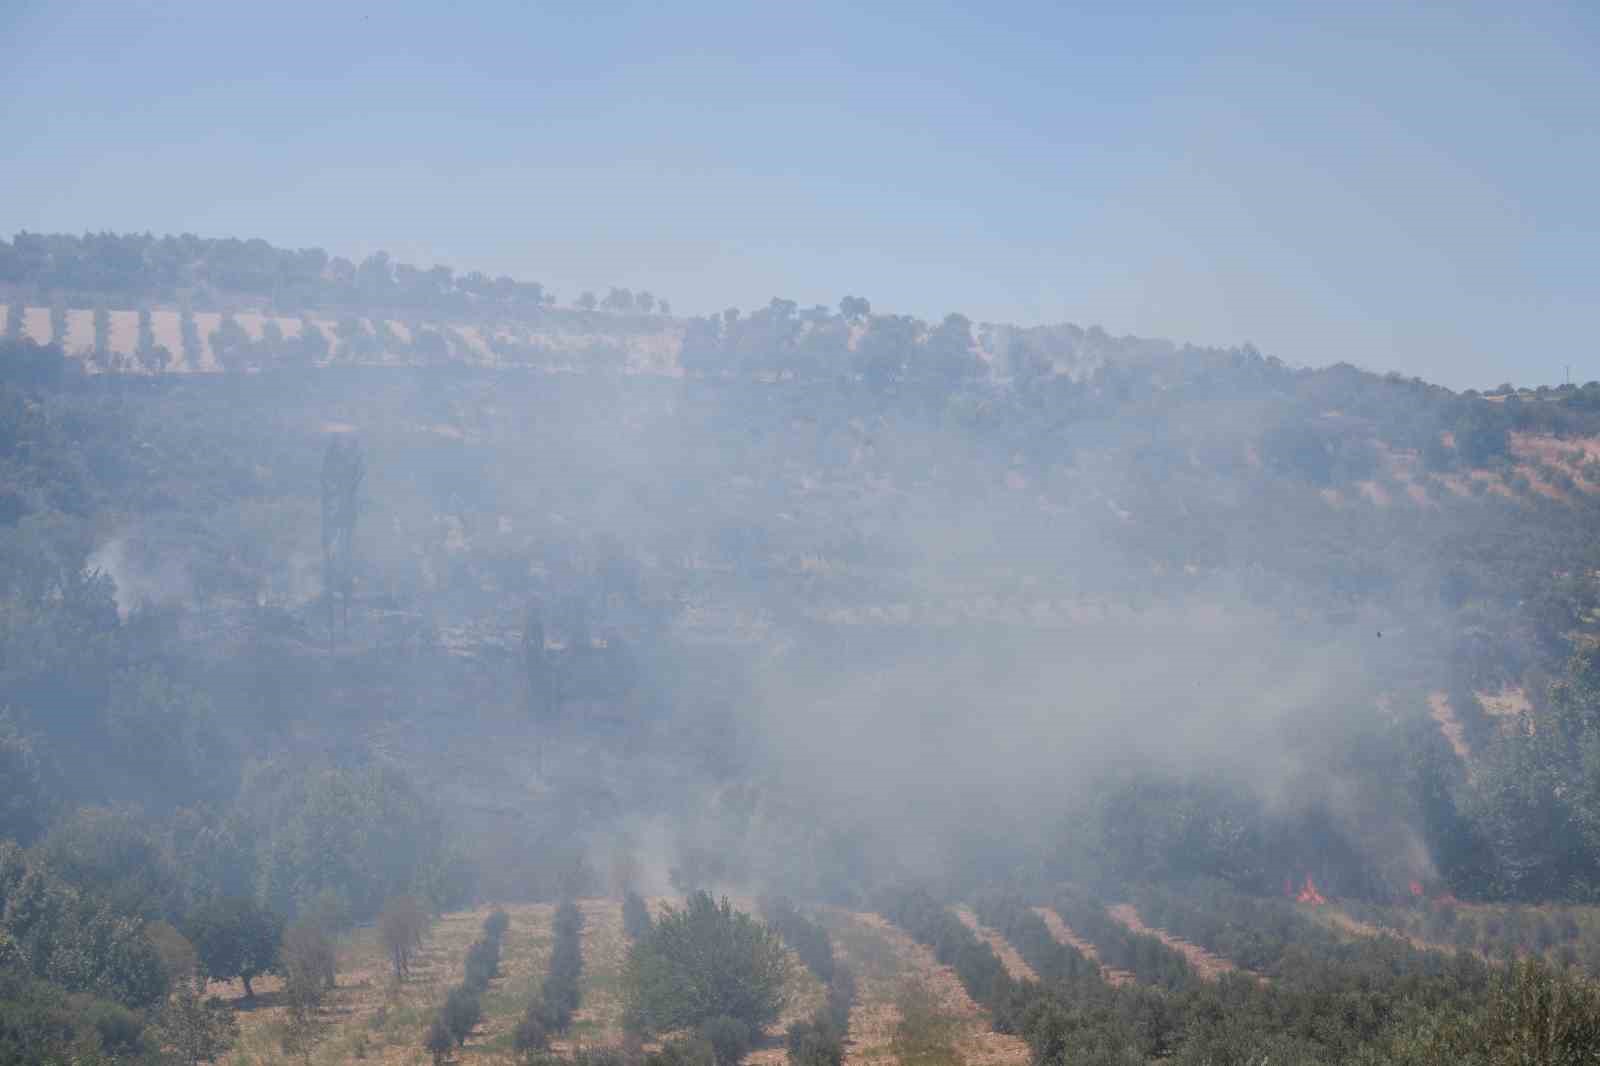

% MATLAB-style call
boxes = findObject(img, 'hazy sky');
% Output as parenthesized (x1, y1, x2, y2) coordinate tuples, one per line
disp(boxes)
(2, 2, 1594, 389)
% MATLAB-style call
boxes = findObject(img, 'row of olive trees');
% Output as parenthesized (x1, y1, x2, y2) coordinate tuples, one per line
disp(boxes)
(761, 896, 853, 1066)
(424, 907, 509, 1061)
(511, 899, 585, 1062)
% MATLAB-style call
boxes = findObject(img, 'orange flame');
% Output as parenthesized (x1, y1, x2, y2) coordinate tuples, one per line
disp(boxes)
(1295, 874, 1327, 905)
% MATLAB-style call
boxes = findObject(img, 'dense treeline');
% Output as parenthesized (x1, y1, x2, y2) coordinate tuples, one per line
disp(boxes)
(0, 231, 664, 319)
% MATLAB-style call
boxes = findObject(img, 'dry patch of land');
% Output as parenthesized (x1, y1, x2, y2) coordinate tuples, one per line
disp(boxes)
(1428, 691, 1473, 765)
(1477, 685, 1532, 732)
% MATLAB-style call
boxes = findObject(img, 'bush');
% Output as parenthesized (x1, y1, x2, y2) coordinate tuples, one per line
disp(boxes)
(424, 1014, 454, 1064)
(513, 1005, 549, 1060)
(649, 1035, 716, 1066)
(698, 1014, 753, 1066)
(444, 983, 482, 1046)
(786, 1014, 845, 1066)
(485, 907, 511, 942)
(463, 935, 501, 991)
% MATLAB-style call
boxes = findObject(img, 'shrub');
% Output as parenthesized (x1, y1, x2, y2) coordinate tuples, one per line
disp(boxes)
(649, 1035, 716, 1066)
(424, 1014, 454, 1064)
(624, 890, 653, 940)
(444, 983, 482, 1046)
(786, 1014, 845, 1066)
(485, 907, 511, 942)
(512, 1005, 549, 1061)
(698, 1014, 753, 1066)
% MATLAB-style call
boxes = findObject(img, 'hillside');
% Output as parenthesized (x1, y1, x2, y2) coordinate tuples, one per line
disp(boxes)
(9, 231, 1600, 1060)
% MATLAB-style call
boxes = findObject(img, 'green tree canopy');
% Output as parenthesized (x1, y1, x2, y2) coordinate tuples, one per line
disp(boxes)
(622, 892, 790, 1034)
(184, 895, 282, 999)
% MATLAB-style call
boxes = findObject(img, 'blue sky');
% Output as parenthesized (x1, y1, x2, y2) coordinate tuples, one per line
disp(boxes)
(2, 1, 1594, 388)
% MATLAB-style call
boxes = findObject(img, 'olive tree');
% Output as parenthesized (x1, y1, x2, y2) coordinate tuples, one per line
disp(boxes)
(622, 892, 790, 1034)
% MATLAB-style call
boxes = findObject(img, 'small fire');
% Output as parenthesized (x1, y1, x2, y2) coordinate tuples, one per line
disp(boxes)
(1409, 880, 1425, 898)
(1295, 874, 1327, 906)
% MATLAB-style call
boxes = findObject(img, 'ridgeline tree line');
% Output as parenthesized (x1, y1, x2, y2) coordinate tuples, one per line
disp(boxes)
(0, 232, 670, 320)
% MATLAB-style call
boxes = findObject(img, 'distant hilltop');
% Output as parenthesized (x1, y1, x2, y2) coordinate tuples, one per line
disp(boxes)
(0, 231, 1172, 381)
(0, 303, 686, 375)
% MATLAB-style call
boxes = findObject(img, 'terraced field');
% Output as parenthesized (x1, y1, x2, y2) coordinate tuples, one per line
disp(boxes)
(199, 888, 1600, 1065)
(221, 903, 554, 1065)
(821, 909, 1029, 1066)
